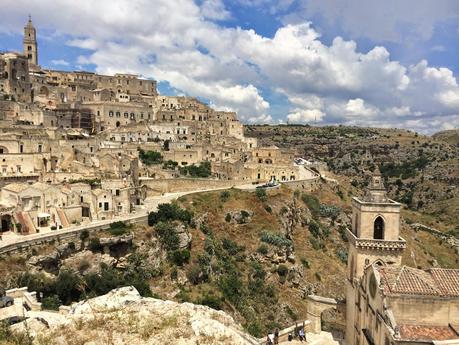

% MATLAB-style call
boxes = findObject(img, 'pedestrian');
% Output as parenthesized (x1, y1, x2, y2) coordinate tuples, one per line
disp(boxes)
(298, 327, 305, 342)
(266, 334, 273, 345)
(288, 332, 293, 342)
(268, 332, 275, 345)
(274, 328, 279, 344)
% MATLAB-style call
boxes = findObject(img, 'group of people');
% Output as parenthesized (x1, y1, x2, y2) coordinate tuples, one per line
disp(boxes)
(266, 326, 306, 344)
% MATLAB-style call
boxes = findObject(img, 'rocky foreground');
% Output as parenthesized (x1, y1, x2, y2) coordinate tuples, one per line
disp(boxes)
(12, 286, 259, 345)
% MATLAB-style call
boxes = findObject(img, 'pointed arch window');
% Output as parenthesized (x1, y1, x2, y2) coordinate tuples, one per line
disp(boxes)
(374, 216, 384, 240)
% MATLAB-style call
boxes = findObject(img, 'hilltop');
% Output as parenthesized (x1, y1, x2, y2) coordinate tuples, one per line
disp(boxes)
(245, 125, 459, 227)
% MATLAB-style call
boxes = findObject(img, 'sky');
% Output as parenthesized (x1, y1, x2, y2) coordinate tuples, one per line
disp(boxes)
(0, 0, 458, 134)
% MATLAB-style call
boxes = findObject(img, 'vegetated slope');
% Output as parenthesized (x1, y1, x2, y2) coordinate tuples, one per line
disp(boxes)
(433, 129, 459, 145)
(244, 125, 459, 227)
(1, 182, 457, 339)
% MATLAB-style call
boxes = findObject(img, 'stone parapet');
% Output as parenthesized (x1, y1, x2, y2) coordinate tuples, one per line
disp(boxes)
(347, 229, 406, 251)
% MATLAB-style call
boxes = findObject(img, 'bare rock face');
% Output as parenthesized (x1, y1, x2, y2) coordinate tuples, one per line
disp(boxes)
(227, 210, 254, 224)
(61, 250, 116, 274)
(12, 287, 259, 345)
(176, 224, 192, 249)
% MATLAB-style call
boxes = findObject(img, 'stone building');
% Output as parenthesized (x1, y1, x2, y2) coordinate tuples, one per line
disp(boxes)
(345, 171, 459, 345)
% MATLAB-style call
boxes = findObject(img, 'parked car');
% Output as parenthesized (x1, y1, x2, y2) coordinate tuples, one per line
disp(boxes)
(0, 295, 14, 308)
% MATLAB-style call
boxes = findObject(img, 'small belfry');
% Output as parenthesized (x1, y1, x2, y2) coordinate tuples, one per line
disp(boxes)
(345, 169, 406, 345)
(23, 15, 38, 66)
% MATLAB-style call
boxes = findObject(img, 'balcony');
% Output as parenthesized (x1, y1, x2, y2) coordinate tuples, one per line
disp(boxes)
(347, 229, 406, 251)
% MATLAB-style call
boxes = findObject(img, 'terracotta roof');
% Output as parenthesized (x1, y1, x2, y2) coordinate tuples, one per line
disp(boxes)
(399, 324, 459, 341)
(378, 266, 459, 297)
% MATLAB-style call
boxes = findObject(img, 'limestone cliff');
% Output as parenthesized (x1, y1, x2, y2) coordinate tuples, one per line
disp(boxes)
(12, 286, 259, 345)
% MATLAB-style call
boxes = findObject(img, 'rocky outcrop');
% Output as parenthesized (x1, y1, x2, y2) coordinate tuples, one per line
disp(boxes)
(226, 210, 254, 224)
(12, 287, 259, 345)
(61, 250, 116, 274)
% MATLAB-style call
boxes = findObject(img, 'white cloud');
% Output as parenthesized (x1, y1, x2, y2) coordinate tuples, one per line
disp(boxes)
(287, 109, 324, 123)
(290, 0, 459, 43)
(200, 0, 231, 21)
(345, 99, 377, 117)
(51, 59, 69, 66)
(0, 1, 458, 132)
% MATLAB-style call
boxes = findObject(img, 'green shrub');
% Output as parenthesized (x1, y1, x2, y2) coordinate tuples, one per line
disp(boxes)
(79, 229, 89, 242)
(257, 244, 269, 255)
(88, 238, 102, 252)
(220, 191, 230, 202)
(155, 222, 180, 251)
(277, 264, 288, 276)
(246, 321, 263, 338)
(222, 238, 244, 255)
(280, 206, 289, 215)
(55, 270, 84, 305)
(108, 221, 130, 236)
(309, 237, 324, 250)
(308, 221, 321, 238)
(336, 248, 348, 263)
(41, 295, 61, 311)
(148, 203, 193, 226)
(225, 213, 232, 222)
(168, 249, 191, 266)
(301, 193, 320, 216)
(255, 188, 267, 202)
(300, 257, 310, 269)
(260, 231, 292, 248)
(138, 149, 163, 165)
(179, 161, 212, 177)
(264, 205, 272, 213)
(163, 160, 178, 170)
(319, 204, 341, 219)
(187, 265, 202, 285)
(197, 293, 223, 310)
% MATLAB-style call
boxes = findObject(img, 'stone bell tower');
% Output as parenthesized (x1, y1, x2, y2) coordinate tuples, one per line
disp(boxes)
(345, 169, 406, 345)
(23, 15, 38, 66)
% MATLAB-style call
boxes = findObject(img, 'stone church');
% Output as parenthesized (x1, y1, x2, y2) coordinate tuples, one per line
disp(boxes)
(346, 171, 459, 345)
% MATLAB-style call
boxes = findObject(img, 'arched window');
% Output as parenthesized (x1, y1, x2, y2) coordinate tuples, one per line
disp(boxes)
(374, 216, 384, 240)
(116, 121, 120, 128)
(108, 111, 114, 117)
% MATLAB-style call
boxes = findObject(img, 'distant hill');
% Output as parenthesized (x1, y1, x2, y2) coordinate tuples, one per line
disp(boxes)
(433, 129, 459, 145)
(244, 125, 459, 226)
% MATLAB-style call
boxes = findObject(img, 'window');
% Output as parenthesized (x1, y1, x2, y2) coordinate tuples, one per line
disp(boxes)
(104, 202, 109, 211)
(124, 112, 129, 118)
(28, 46, 32, 51)
(38, 144, 42, 153)
(130, 112, 135, 119)
(20, 144, 23, 153)
(116, 111, 121, 117)
(109, 111, 114, 117)
(115, 189, 120, 196)
(374, 216, 384, 240)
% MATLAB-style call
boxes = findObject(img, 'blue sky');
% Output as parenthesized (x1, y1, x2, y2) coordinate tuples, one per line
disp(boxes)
(0, 0, 458, 133)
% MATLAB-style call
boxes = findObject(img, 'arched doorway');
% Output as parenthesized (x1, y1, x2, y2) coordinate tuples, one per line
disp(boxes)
(373, 216, 384, 239)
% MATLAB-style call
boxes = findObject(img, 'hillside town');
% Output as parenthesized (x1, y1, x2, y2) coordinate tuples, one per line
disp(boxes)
(0, 18, 311, 237)
(0, 16, 457, 345)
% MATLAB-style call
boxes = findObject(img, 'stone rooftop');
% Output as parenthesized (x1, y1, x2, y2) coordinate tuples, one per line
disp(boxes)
(379, 266, 459, 297)
(399, 324, 459, 341)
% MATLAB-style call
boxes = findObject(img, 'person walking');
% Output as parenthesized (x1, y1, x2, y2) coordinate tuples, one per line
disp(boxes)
(298, 327, 305, 342)
(274, 328, 279, 345)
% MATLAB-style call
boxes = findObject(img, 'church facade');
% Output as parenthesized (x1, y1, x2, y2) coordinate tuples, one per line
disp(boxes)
(346, 171, 459, 345)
